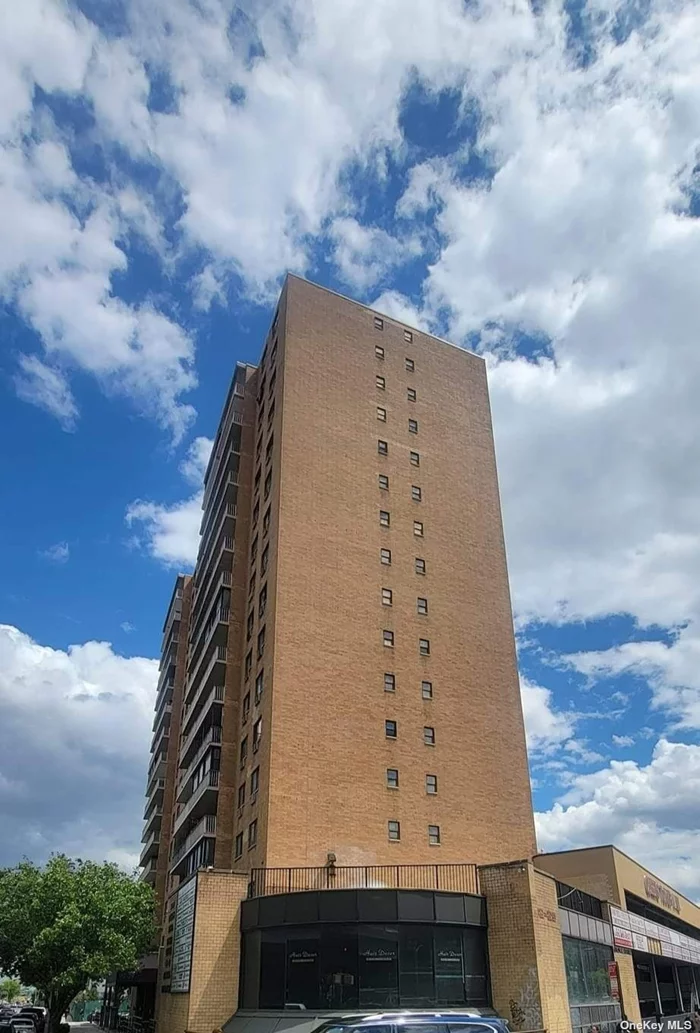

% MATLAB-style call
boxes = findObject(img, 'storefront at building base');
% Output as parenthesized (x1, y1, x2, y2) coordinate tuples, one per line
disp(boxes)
(153, 851, 700, 1033)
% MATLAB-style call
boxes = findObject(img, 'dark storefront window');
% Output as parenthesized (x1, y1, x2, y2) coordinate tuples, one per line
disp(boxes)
(563, 937, 614, 1005)
(248, 923, 489, 1010)
(634, 958, 658, 1020)
(656, 961, 679, 1017)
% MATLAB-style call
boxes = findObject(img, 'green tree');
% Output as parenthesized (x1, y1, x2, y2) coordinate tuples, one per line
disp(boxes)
(0, 856, 155, 1033)
(0, 977, 22, 1003)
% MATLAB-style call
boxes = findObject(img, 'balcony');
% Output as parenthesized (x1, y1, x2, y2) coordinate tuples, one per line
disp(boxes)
(159, 634, 179, 673)
(181, 685, 225, 757)
(185, 644, 228, 708)
(150, 725, 170, 764)
(170, 814, 217, 875)
(139, 830, 161, 866)
(152, 695, 172, 735)
(173, 769, 219, 836)
(143, 778, 165, 819)
(194, 533, 234, 616)
(188, 603, 229, 683)
(177, 726, 222, 802)
(199, 472, 238, 543)
(155, 659, 175, 702)
(139, 857, 158, 885)
(248, 863, 480, 898)
(142, 805, 163, 839)
(147, 749, 167, 784)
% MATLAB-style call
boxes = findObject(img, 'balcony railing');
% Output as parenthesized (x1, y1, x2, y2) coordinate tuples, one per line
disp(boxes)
(181, 684, 225, 742)
(248, 863, 480, 898)
(152, 693, 173, 732)
(173, 769, 220, 835)
(139, 830, 161, 866)
(138, 858, 158, 884)
(194, 532, 234, 613)
(143, 778, 165, 818)
(177, 725, 222, 801)
(170, 814, 217, 870)
(142, 806, 163, 839)
(185, 645, 228, 708)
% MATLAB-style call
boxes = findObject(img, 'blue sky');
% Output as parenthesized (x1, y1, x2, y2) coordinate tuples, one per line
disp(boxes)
(1, 0, 700, 899)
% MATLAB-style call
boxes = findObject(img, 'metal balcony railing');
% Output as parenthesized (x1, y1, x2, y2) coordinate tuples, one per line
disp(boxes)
(170, 814, 217, 869)
(248, 863, 480, 898)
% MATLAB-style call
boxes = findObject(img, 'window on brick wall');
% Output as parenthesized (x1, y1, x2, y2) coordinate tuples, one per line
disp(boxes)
(386, 768, 399, 789)
(380, 510, 391, 527)
(384, 673, 396, 692)
(375, 345, 385, 360)
(429, 824, 441, 845)
(417, 597, 428, 616)
(377, 406, 387, 422)
(409, 418, 418, 434)
(374, 316, 384, 330)
(382, 588, 393, 606)
(415, 557, 426, 575)
(419, 638, 430, 656)
(378, 439, 388, 456)
(412, 485, 422, 502)
(379, 474, 389, 490)
(405, 358, 415, 372)
(383, 630, 394, 648)
(242, 692, 250, 722)
(245, 650, 252, 680)
(255, 670, 264, 705)
(238, 783, 245, 809)
(257, 626, 266, 658)
(407, 387, 417, 402)
(381, 548, 392, 565)
(410, 450, 420, 467)
(234, 832, 243, 859)
(388, 820, 401, 841)
(240, 736, 248, 767)
(424, 726, 435, 745)
(250, 766, 260, 798)
(422, 680, 433, 699)
(376, 375, 386, 390)
(426, 774, 438, 795)
(248, 819, 258, 849)
(385, 719, 397, 738)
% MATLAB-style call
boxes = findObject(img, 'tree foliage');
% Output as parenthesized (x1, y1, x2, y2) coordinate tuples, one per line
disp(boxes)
(0, 857, 155, 1033)
(0, 977, 22, 1003)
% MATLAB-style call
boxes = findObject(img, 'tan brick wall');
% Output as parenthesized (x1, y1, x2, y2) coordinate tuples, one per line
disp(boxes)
(531, 870, 571, 1033)
(535, 849, 622, 907)
(479, 861, 571, 1033)
(157, 871, 248, 1033)
(260, 275, 535, 867)
(614, 949, 641, 1025)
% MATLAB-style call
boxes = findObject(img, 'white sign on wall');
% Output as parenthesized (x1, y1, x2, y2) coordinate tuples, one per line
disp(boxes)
(170, 877, 197, 993)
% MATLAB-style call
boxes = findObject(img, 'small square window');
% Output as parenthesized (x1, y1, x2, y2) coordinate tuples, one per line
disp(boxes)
(388, 820, 401, 841)
(374, 316, 384, 330)
(248, 819, 258, 849)
(424, 726, 435, 745)
(378, 474, 389, 490)
(422, 680, 433, 700)
(234, 832, 243, 859)
(419, 638, 431, 656)
(414, 521, 424, 537)
(405, 357, 415, 372)
(255, 670, 264, 705)
(404, 330, 413, 342)
(377, 406, 387, 422)
(382, 588, 393, 606)
(385, 719, 397, 738)
(410, 450, 420, 467)
(409, 418, 418, 434)
(407, 387, 417, 402)
(242, 692, 251, 722)
(380, 548, 392, 565)
(378, 439, 388, 456)
(415, 557, 426, 575)
(426, 774, 438, 795)
(245, 650, 252, 680)
(417, 597, 428, 616)
(386, 768, 399, 789)
(412, 485, 422, 502)
(428, 824, 440, 845)
(375, 345, 385, 360)
(376, 375, 386, 390)
(237, 783, 246, 809)
(384, 673, 396, 693)
(383, 630, 394, 648)
(380, 510, 390, 528)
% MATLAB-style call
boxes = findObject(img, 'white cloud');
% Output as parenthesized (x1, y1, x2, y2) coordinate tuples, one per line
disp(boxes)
(329, 217, 417, 290)
(612, 734, 635, 747)
(38, 541, 70, 564)
(521, 678, 576, 754)
(14, 356, 78, 429)
(120, 621, 135, 633)
(536, 739, 700, 900)
(125, 436, 213, 567)
(0, 623, 158, 866)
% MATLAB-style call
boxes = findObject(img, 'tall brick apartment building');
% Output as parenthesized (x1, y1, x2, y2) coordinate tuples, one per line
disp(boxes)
(134, 277, 699, 1033)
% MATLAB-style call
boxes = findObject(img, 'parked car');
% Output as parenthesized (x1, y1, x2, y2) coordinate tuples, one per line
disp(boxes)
(311, 1013, 511, 1033)
(0, 1018, 37, 1033)
(17, 1010, 46, 1033)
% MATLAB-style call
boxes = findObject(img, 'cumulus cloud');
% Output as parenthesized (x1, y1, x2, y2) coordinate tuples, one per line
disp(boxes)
(536, 740, 700, 900)
(521, 678, 576, 754)
(0, 623, 158, 867)
(125, 436, 213, 567)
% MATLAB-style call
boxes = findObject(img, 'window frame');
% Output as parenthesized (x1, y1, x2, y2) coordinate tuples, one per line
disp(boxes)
(421, 680, 433, 700)
(388, 820, 401, 841)
(380, 548, 392, 565)
(417, 597, 428, 616)
(378, 439, 388, 456)
(410, 450, 420, 467)
(415, 557, 426, 575)
(377, 406, 387, 422)
(376, 374, 386, 390)
(384, 672, 396, 693)
(412, 485, 422, 501)
(380, 509, 391, 528)
(382, 587, 393, 606)
(419, 638, 431, 656)
(428, 824, 441, 846)
(386, 768, 399, 789)
(383, 629, 394, 648)
(426, 774, 438, 795)
(375, 344, 385, 360)
(424, 725, 436, 745)
(405, 357, 415, 372)
(408, 418, 418, 434)
(414, 520, 424, 537)
(385, 719, 397, 739)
